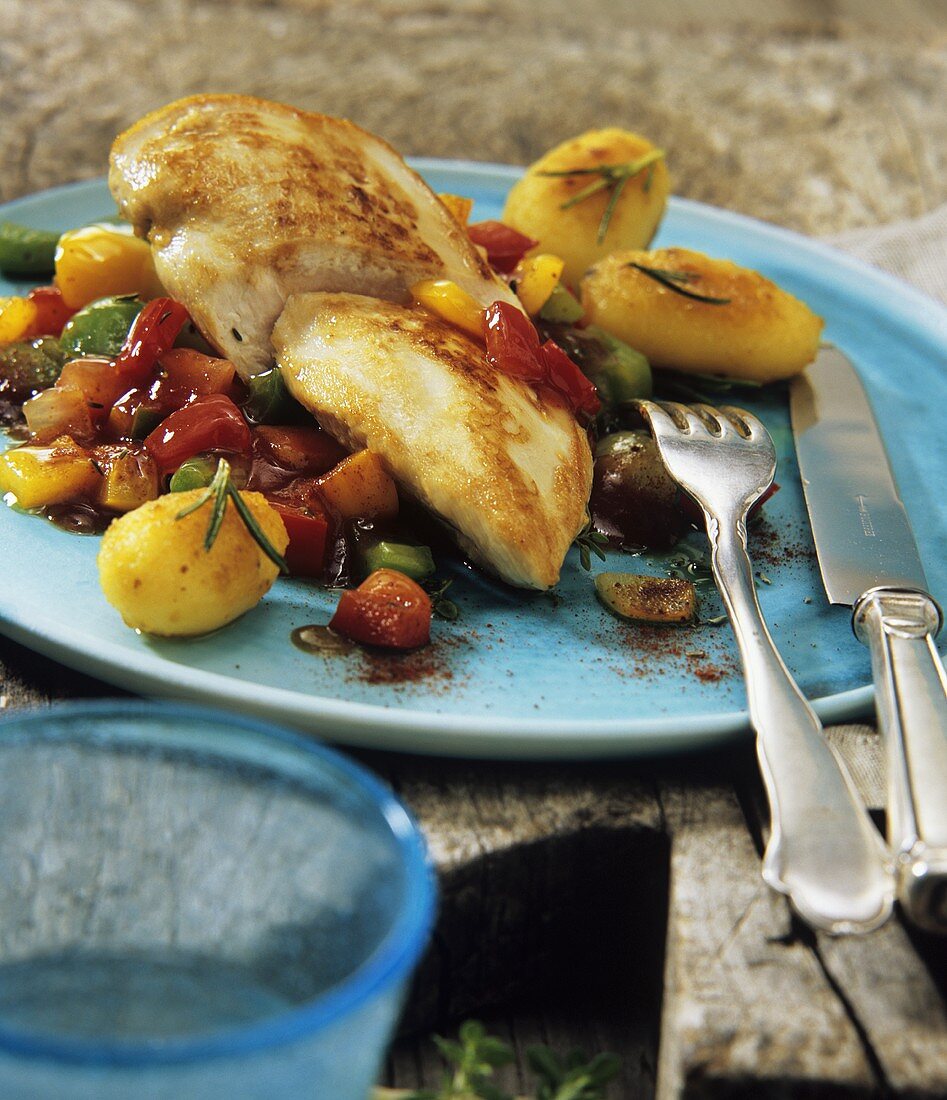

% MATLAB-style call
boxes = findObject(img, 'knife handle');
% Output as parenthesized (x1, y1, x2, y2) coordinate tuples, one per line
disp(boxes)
(854, 586, 947, 933)
(709, 515, 894, 934)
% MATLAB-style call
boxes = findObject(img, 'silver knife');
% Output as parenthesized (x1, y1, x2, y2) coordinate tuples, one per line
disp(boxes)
(790, 345, 947, 932)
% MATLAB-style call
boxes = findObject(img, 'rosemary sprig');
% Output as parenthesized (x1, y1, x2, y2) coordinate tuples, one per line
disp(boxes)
(538, 150, 664, 245)
(175, 457, 288, 572)
(627, 262, 731, 305)
(652, 369, 763, 405)
(574, 516, 609, 572)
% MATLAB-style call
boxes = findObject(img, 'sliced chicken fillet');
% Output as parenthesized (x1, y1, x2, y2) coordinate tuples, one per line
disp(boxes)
(108, 94, 520, 377)
(273, 293, 593, 590)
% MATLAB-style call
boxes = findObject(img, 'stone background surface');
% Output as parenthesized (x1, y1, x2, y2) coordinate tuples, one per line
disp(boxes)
(2, 2, 946, 1096)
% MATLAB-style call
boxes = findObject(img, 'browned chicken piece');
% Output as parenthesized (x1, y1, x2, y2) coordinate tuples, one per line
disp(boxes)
(273, 293, 593, 590)
(108, 94, 520, 377)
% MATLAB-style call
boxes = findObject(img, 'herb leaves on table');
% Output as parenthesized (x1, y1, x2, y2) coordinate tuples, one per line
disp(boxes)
(375, 1020, 621, 1100)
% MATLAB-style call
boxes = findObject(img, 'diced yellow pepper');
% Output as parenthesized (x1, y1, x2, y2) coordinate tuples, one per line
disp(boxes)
(0, 444, 102, 508)
(318, 450, 398, 521)
(411, 279, 485, 340)
(437, 193, 474, 226)
(54, 223, 164, 310)
(0, 296, 40, 344)
(97, 451, 159, 513)
(514, 254, 565, 315)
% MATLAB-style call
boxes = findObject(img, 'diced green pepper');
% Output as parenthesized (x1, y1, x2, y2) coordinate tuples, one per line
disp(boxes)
(0, 222, 61, 278)
(243, 367, 305, 424)
(169, 455, 218, 493)
(581, 325, 652, 404)
(59, 295, 144, 358)
(544, 322, 651, 407)
(129, 406, 164, 440)
(362, 539, 436, 582)
(539, 283, 584, 325)
(0, 337, 67, 400)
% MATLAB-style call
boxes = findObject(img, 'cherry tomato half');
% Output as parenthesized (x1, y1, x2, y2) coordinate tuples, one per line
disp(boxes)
(329, 568, 432, 649)
(467, 221, 538, 274)
(483, 301, 545, 384)
(144, 392, 252, 476)
(541, 339, 601, 419)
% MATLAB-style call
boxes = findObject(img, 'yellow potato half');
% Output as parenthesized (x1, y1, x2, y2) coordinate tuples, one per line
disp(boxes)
(581, 248, 824, 382)
(502, 128, 670, 289)
(98, 489, 288, 637)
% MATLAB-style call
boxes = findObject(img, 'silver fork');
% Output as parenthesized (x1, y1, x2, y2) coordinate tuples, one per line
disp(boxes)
(636, 399, 895, 934)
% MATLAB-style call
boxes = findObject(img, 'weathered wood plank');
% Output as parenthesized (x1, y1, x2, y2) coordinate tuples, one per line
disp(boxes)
(656, 781, 878, 1098)
(818, 927, 947, 1096)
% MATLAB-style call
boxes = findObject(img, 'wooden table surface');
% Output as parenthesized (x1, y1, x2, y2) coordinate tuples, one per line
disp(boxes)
(3, 1, 947, 1096)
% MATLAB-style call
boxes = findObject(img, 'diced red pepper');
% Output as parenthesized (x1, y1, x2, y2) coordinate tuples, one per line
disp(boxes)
(23, 287, 75, 339)
(329, 568, 432, 649)
(144, 392, 252, 476)
(269, 501, 330, 577)
(467, 221, 538, 274)
(540, 339, 601, 418)
(114, 297, 189, 388)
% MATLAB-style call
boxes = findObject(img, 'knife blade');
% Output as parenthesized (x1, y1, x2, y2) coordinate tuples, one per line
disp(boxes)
(790, 346, 947, 932)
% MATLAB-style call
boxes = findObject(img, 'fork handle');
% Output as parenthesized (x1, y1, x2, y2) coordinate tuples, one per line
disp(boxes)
(707, 510, 894, 934)
(853, 587, 947, 932)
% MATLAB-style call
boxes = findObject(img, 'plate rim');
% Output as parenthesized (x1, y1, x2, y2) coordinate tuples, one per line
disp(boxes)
(1, 164, 944, 759)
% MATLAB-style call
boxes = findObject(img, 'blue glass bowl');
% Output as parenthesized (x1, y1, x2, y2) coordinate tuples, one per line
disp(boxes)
(0, 700, 436, 1098)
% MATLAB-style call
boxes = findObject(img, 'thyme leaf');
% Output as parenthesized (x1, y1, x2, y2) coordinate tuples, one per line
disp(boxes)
(626, 263, 731, 305)
(574, 516, 609, 572)
(538, 150, 664, 245)
(425, 578, 460, 622)
(175, 457, 288, 572)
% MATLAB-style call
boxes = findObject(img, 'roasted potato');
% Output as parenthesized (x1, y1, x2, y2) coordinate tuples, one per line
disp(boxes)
(595, 573, 697, 624)
(502, 128, 670, 288)
(581, 248, 824, 382)
(98, 489, 288, 637)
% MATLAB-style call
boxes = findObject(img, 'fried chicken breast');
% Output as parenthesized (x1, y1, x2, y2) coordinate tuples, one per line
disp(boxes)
(108, 94, 520, 377)
(274, 293, 593, 589)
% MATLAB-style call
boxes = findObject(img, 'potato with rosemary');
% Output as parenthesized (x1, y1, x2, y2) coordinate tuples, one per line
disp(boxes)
(581, 247, 824, 383)
(98, 482, 288, 637)
(502, 128, 670, 289)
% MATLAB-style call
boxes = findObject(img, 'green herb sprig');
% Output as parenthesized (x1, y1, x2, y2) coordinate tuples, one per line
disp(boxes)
(574, 516, 609, 571)
(653, 369, 763, 405)
(425, 577, 460, 622)
(626, 262, 731, 305)
(538, 150, 665, 245)
(175, 457, 288, 573)
(374, 1020, 620, 1100)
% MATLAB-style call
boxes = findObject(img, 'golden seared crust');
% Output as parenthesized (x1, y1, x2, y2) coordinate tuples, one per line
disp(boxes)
(273, 293, 593, 590)
(501, 127, 670, 288)
(581, 247, 824, 381)
(108, 94, 519, 376)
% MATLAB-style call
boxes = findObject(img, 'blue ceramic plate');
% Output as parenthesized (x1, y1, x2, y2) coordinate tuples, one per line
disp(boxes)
(1, 162, 945, 758)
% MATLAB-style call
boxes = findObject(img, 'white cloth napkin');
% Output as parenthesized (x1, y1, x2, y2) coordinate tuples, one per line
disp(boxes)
(827, 203, 947, 306)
